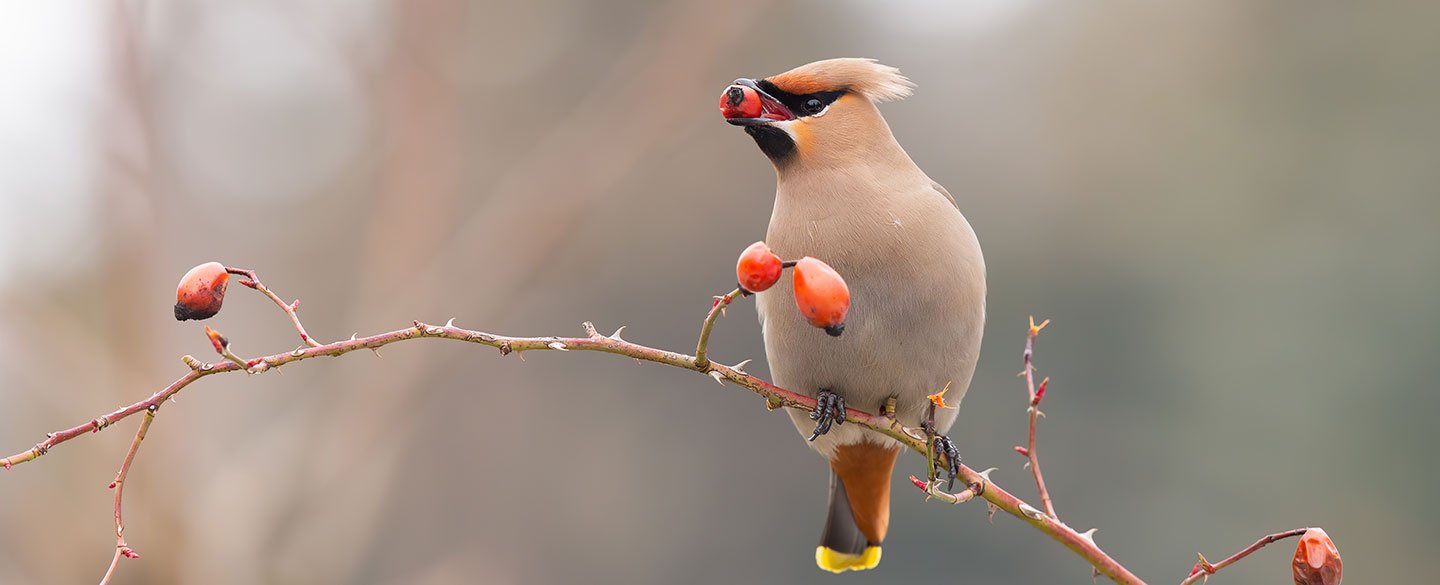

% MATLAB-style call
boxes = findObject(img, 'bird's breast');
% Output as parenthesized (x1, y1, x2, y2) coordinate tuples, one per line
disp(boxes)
(758, 180, 985, 425)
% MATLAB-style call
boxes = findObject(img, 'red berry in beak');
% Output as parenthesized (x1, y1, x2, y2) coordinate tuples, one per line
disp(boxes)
(175, 262, 229, 321)
(719, 84, 763, 120)
(793, 257, 849, 336)
(736, 241, 783, 293)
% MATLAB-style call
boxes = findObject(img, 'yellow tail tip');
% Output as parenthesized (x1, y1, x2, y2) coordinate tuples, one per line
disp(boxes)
(816, 546, 882, 573)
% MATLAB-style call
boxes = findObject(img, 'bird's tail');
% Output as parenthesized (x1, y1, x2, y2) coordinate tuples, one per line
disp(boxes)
(816, 443, 900, 573)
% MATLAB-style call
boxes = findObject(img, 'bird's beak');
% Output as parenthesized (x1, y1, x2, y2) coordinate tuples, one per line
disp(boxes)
(720, 78, 796, 126)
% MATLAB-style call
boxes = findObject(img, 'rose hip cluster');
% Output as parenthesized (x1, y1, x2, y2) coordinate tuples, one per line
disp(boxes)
(735, 241, 849, 337)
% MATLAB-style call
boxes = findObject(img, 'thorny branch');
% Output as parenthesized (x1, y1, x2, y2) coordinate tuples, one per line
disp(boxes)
(1180, 528, 1309, 585)
(1020, 316, 1057, 519)
(97, 405, 156, 585)
(0, 271, 1316, 585)
(224, 267, 323, 348)
(694, 287, 742, 370)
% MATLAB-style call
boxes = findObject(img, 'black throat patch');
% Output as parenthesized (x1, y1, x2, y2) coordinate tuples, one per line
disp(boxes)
(745, 124, 796, 164)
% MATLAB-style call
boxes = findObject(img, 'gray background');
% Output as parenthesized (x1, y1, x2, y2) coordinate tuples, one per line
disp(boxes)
(1, 1, 1434, 583)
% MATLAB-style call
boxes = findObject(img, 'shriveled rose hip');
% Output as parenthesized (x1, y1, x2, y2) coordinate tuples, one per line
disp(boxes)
(736, 241, 783, 293)
(792, 256, 849, 337)
(174, 262, 229, 321)
(1293, 527, 1342, 585)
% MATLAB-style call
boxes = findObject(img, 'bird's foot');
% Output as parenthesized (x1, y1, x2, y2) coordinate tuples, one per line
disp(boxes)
(808, 389, 846, 441)
(927, 417, 961, 489)
(933, 435, 956, 489)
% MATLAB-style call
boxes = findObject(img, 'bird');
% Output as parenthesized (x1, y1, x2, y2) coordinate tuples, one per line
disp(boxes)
(720, 58, 986, 573)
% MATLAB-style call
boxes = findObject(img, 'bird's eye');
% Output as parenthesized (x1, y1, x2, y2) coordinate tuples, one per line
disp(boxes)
(804, 98, 824, 114)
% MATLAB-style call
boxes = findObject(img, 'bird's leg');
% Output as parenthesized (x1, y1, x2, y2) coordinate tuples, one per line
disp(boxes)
(922, 411, 961, 489)
(808, 389, 846, 441)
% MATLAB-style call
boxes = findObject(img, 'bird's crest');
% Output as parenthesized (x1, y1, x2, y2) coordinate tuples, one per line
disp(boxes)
(767, 58, 915, 103)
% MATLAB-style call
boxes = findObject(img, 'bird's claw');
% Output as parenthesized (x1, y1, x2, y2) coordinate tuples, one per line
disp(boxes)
(808, 389, 846, 441)
(932, 434, 961, 489)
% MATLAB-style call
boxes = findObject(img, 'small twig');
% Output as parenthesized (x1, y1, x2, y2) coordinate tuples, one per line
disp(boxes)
(1022, 316, 1057, 519)
(1179, 528, 1309, 585)
(98, 405, 157, 585)
(225, 266, 323, 347)
(908, 474, 980, 504)
(693, 288, 742, 370)
(924, 401, 939, 484)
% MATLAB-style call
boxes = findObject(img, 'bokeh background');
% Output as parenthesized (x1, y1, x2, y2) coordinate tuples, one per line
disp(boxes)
(2, 1, 1436, 583)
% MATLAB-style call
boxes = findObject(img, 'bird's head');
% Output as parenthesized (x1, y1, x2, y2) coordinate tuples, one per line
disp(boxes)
(720, 58, 914, 170)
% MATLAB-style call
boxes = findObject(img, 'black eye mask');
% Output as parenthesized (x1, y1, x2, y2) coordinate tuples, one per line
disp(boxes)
(755, 80, 846, 117)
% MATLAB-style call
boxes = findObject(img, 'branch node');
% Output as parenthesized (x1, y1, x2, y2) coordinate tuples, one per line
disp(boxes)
(1019, 503, 1046, 521)
(582, 321, 600, 338)
(181, 355, 205, 370)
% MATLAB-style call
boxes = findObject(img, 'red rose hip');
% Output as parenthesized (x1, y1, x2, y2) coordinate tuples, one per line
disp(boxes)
(736, 241, 783, 293)
(719, 85, 763, 120)
(793, 256, 849, 337)
(175, 262, 229, 321)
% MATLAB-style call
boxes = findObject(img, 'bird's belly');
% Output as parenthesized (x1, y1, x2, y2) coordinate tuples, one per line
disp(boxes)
(758, 239, 984, 433)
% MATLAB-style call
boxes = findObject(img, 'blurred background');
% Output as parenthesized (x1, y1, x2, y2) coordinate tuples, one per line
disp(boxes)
(1, 0, 1435, 583)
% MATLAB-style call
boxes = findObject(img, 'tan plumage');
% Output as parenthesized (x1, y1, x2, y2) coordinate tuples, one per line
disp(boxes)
(725, 58, 986, 572)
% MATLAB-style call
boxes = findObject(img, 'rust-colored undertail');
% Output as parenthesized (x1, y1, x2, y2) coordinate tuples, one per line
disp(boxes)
(816, 442, 901, 573)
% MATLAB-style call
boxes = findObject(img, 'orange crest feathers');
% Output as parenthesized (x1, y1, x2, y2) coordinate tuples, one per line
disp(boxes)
(767, 58, 915, 103)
